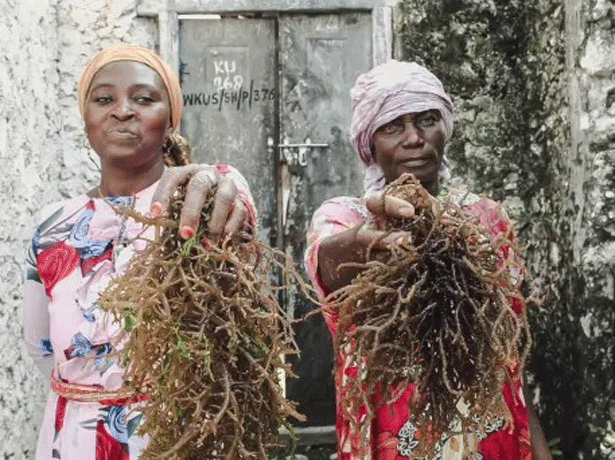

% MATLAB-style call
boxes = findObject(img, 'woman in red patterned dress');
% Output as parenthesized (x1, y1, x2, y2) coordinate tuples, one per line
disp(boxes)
(305, 60, 552, 460)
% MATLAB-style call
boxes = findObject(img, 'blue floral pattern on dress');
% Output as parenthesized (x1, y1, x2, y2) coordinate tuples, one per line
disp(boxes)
(68, 210, 94, 246)
(31, 228, 41, 255)
(38, 338, 53, 356)
(106, 196, 133, 208)
(68, 209, 110, 259)
(95, 343, 112, 356)
(104, 405, 129, 444)
(69, 332, 92, 358)
(82, 307, 96, 322)
(79, 241, 110, 259)
(93, 343, 113, 370)
(95, 357, 111, 371)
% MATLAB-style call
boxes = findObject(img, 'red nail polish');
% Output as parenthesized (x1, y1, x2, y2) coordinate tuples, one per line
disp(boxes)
(180, 227, 194, 239)
(150, 202, 163, 217)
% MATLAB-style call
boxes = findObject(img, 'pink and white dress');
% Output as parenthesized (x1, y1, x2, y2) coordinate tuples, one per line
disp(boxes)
(22, 165, 255, 460)
(305, 188, 532, 460)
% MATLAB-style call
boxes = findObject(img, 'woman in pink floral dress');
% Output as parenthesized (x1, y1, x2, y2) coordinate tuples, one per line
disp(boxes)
(22, 45, 256, 460)
(305, 60, 552, 460)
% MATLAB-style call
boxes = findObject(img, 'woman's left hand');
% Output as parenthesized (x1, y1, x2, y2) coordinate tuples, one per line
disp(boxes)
(150, 165, 252, 242)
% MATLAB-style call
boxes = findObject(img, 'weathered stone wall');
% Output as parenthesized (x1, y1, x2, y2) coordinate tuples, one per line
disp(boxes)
(396, 0, 614, 458)
(556, 0, 615, 457)
(0, 1, 157, 456)
(0, 1, 60, 455)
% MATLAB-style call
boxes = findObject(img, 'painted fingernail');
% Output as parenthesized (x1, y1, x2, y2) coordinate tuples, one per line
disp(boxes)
(150, 202, 163, 217)
(180, 226, 194, 239)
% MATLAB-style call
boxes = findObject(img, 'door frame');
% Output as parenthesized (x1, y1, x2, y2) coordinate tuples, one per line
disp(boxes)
(137, 0, 393, 76)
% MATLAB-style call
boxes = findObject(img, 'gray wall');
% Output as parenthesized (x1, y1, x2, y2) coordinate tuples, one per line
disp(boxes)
(0, 0, 156, 455)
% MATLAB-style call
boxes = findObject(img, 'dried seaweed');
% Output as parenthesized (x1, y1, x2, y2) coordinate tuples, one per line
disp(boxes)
(99, 187, 304, 460)
(329, 175, 532, 457)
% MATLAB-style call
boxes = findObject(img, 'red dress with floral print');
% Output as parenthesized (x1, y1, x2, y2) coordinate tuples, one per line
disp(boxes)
(305, 188, 532, 460)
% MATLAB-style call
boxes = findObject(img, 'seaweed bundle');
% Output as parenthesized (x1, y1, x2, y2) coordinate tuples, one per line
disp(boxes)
(99, 187, 304, 459)
(330, 175, 532, 457)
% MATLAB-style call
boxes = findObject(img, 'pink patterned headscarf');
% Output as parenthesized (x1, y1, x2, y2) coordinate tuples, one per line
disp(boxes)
(350, 60, 454, 193)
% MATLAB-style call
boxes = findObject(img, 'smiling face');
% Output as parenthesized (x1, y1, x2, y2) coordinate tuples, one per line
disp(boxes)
(84, 61, 172, 170)
(372, 109, 446, 196)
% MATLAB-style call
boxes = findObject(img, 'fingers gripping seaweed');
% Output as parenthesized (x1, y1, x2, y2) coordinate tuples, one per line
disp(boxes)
(99, 187, 304, 460)
(330, 176, 532, 458)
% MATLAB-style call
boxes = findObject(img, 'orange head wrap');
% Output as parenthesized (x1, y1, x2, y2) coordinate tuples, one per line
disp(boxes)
(77, 44, 182, 131)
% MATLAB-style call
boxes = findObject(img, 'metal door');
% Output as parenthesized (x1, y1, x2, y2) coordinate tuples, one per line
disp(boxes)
(179, 13, 371, 429)
(179, 17, 278, 242)
(278, 13, 371, 427)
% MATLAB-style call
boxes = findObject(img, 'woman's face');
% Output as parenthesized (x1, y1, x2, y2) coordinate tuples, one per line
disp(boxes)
(372, 109, 446, 195)
(84, 61, 172, 169)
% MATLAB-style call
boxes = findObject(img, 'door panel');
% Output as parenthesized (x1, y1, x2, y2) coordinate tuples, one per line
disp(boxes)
(279, 13, 372, 426)
(179, 13, 372, 429)
(179, 18, 277, 242)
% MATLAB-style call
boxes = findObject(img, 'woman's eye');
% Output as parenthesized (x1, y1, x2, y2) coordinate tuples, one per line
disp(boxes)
(93, 95, 113, 104)
(135, 95, 154, 104)
(380, 120, 403, 134)
(415, 113, 440, 128)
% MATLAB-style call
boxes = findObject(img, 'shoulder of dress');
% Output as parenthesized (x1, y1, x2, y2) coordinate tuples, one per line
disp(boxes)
(315, 195, 368, 218)
(37, 195, 89, 224)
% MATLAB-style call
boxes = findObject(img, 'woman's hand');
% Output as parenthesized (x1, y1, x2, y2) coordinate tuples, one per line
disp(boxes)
(523, 382, 554, 460)
(362, 192, 416, 244)
(150, 165, 253, 242)
(318, 193, 416, 293)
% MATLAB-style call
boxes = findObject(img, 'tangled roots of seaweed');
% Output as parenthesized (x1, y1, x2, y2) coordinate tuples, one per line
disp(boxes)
(331, 175, 532, 456)
(99, 187, 303, 460)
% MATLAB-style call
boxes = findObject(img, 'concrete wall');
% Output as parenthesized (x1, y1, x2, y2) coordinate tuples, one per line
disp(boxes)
(0, 2, 59, 455)
(0, 0, 156, 456)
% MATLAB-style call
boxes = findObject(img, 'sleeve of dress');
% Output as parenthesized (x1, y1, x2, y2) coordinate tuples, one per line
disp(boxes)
(213, 164, 257, 230)
(22, 224, 54, 377)
(304, 197, 365, 301)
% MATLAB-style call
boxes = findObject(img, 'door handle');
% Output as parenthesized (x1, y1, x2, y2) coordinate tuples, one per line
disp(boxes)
(278, 140, 329, 167)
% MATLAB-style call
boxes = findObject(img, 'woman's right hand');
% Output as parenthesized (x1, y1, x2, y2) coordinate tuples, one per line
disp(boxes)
(151, 164, 254, 243)
(361, 192, 418, 246)
(318, 193, 416, 294)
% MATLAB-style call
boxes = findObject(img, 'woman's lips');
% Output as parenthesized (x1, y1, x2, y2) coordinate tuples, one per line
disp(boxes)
(106, 129, 138, 140)
(400, 157, 432, 168)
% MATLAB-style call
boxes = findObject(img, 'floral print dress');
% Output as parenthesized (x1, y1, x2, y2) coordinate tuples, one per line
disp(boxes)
(305, 188, 532, 460)
(23, 165, 254, 460)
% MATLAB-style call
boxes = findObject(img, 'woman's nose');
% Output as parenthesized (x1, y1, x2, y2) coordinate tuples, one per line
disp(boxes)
(111, 98, 134, 119)
(401, 123, 423, 146)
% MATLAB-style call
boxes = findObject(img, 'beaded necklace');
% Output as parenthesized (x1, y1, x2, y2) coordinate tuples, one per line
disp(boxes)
(97, 187, 134, 272)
